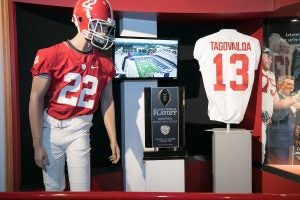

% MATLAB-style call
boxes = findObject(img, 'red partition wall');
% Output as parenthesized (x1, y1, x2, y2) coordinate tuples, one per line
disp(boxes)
(238, 19, 264, 163)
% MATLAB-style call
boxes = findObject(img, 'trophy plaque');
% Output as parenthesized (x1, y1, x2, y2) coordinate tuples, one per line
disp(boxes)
(144, 87, 185, 149)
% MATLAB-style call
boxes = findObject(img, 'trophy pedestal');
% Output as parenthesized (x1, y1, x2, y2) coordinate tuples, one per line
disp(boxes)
(212, 128, 252, 193)
(144, 150, 187, 192)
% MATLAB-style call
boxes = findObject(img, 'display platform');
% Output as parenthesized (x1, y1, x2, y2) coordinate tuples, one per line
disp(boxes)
(1, 192, 300, 200)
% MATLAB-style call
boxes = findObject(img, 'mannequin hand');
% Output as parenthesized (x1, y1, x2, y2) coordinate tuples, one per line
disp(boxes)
(34, 146, 49, 171)
(109, 142, 120, 164)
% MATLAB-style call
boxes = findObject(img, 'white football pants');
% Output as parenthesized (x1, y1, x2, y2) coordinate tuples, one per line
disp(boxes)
(42, 110, 93, 191)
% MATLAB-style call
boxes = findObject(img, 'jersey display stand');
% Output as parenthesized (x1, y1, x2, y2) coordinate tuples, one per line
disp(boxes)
(193, 29, 258, 193)
(212, 128, 252, 193)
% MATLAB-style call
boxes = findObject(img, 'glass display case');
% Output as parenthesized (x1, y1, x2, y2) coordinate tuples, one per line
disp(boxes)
(263, 17, 300, 178)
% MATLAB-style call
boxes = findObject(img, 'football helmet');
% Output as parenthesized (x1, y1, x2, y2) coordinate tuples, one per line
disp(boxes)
(262, 47, 272, 55)
(72, 0, 115, 50)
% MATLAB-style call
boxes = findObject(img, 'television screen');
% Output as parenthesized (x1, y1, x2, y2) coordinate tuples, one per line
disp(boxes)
(113, 37, 179, 79)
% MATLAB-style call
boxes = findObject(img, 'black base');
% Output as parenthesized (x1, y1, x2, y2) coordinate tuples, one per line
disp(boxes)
(143, 149, 188, 160)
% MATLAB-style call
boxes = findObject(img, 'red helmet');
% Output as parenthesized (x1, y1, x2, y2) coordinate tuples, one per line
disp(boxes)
(72, 0, 115, 50)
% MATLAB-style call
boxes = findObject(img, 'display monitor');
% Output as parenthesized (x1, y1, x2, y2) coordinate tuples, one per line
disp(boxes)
(113, 37, 179, 79)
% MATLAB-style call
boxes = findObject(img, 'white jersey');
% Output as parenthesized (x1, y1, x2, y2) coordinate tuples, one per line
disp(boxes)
(269, 33, 294, 77)
(193, 29, 261, 123)
(262, 69, 276, 117)
(261, 69, 276, 164)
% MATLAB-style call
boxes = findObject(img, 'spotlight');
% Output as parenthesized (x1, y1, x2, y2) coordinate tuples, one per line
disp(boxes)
(291, 18, 299, 23)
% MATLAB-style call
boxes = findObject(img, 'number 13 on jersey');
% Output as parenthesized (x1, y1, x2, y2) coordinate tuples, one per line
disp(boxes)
(214, 53, 249, 91)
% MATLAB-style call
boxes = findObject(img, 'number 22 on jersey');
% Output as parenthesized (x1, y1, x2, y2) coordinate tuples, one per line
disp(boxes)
(57, 72, 98, 109)
(214, 53, 249, 91)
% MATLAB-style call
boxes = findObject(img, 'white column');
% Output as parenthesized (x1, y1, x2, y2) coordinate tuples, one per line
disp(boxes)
(119, 12, 158, 192)
(121, 80, 157, 191)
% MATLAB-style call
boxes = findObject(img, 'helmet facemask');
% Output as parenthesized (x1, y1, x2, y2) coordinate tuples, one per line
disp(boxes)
(86, 19, 115, 50)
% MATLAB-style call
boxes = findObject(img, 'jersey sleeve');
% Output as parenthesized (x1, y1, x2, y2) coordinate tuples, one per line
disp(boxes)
(31, 47, 55, 77)
(193, 38, 204, 62)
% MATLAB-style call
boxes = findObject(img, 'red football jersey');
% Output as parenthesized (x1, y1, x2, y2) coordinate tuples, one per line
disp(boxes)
(31, 41, 116, 120)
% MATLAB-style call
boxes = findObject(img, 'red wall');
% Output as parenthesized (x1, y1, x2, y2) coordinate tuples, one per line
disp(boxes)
(11, 0, 300, 14)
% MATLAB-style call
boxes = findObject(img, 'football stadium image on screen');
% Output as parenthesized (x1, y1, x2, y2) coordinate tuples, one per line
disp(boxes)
(114, 38, 178, 79)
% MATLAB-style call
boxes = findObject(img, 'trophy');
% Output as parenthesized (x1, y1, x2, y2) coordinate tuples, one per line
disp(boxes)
(144, 87, 185, 151)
